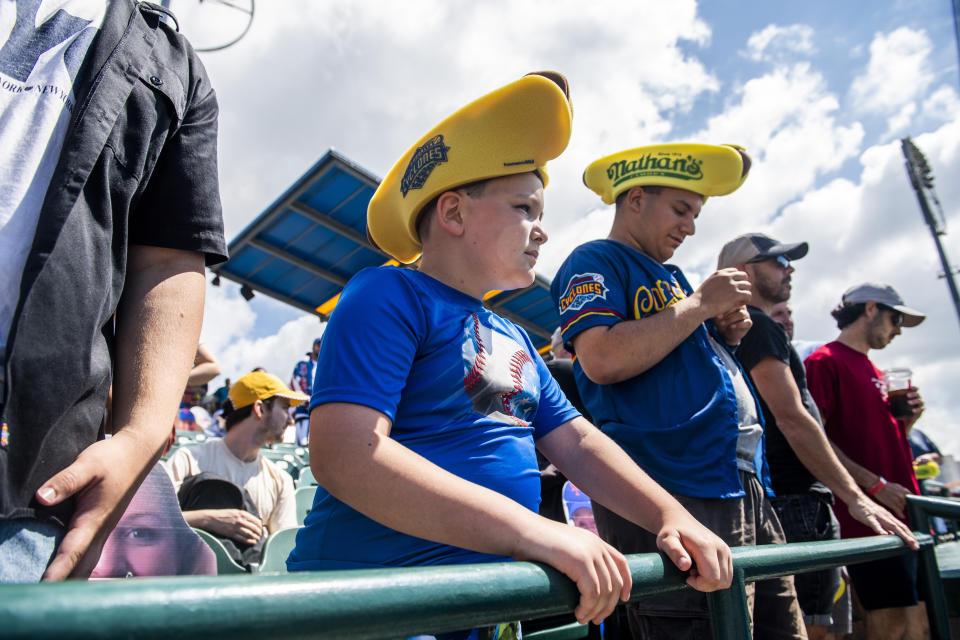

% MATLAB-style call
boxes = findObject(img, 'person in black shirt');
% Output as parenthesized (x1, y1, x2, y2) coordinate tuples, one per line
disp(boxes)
(718, 233, 916, 639)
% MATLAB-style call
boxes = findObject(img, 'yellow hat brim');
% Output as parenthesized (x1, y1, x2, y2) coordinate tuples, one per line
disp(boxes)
(368, 73, 573, 263)
(583, 143, 751, 205)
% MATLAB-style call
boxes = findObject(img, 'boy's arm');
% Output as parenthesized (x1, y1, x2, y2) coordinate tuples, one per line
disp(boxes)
(573, 269, 751, 384)
(309, 402, 631, 625)
(536, 417, 732, 592)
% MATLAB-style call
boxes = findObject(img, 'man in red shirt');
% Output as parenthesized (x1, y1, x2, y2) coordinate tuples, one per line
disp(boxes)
(805, 283, 927, 640)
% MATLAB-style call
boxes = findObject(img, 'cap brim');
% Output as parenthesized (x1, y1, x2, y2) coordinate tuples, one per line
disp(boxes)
(275, 391, 310, 406)
(893, 306, 926, 328)
(767, 241, 808, 261)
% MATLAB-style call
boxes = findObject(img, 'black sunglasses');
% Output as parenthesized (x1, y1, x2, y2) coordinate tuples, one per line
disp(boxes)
(878, 304, 904, 328)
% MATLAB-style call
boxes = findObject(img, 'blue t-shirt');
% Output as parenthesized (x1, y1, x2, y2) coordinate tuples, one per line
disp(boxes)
(288, 267, 579, 570)
(551, 239, 770, 499)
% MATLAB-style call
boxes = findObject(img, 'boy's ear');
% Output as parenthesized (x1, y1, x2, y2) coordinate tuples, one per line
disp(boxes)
(434, 191, 467, 237)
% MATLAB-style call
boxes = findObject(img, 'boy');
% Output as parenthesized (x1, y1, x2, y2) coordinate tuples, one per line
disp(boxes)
(288, 72, 731, 630)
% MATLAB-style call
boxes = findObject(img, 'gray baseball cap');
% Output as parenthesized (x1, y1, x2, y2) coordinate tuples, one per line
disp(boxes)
(841, 282, 926, 328)
(717, 233, 809, 270)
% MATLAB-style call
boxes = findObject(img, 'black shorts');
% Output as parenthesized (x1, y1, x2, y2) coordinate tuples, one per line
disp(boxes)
(847, 553, 920, 610)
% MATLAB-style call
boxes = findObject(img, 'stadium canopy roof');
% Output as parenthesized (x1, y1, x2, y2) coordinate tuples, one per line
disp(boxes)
(213, 149, 560, 352)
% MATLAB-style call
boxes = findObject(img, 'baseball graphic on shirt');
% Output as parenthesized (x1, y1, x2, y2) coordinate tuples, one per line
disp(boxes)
(462, 313, 539, 425)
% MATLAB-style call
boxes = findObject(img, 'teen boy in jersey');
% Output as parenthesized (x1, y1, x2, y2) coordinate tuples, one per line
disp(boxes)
(288, 72, 731, 636)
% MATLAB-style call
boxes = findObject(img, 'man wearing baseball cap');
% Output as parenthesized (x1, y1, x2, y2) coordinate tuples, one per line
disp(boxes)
(166, 371, 307, 547)
(551, 144, 807, 638)
(721, 235, 917, 639)
(288, 75, 732, 635)
(804, 284, 927, 640)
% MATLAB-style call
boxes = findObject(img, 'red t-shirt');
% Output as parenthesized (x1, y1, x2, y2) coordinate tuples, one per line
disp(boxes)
(805, 341, 919, 539)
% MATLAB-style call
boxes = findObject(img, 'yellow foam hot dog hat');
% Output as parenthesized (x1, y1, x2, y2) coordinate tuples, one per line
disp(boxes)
(367, 71, 573, 263)
(583, 143, 751, 205)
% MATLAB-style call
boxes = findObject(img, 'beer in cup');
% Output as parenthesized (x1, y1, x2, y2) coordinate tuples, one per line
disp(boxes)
(884, 367, 913, 419)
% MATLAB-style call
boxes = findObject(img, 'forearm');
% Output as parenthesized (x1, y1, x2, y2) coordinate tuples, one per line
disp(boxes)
(539, 418, 690, 532)
(311, 404, 553, 560)
(575, 295, 708, 384)
(777, 413, 865, 504)
(112, 246, 206, 465)
(829, 440, 880, 488)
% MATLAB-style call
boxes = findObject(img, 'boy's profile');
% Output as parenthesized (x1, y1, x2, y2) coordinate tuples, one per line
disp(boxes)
(287, 72, 732, 630)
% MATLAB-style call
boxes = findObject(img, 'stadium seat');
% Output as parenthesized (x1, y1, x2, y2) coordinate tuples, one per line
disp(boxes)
(259, 527, 299, 574)
(296, 465, 317, 488)
(192, 527, 248, 574)
(295, 485, 316, 526)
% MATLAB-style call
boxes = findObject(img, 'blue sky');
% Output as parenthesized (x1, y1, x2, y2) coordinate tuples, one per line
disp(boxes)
(181, 1, 960, 458)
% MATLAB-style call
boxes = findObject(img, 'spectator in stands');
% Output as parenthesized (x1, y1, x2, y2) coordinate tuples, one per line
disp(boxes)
(0, 1, 226, 582)
(551, 142, 808, 638)
(166, 371, 305, 548)
(91, 465, 216, 578)
(806, 283, 928, 640)
(718, 233, 916, 639)
(212, 378, 232, 411)
(182, 344, 221, 408)
(290, 338, 322, 446)
(289, 73, 731, 633)
(770, 302, 825, 362)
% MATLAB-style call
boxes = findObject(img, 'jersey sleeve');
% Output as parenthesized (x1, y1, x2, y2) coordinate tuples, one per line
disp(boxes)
(551, 245, 630, 350)
(308, 268, 425, 421)
(737, 312, 791, 372)
(530, 348, 580, 440)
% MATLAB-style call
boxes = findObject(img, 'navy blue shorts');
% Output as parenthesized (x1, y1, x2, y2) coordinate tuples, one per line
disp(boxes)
(847, 553, 920, 610)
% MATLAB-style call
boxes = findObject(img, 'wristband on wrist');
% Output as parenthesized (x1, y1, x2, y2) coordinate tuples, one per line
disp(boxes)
(867, 477, 888, 496)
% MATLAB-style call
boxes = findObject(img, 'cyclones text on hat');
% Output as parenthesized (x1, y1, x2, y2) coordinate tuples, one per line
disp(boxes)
(583, 142, 752, 206)
(841, 283, 926, 328)
(717, 233, 809, 270)
(229, 371, 309, 410)
(366, 71, 573, 264)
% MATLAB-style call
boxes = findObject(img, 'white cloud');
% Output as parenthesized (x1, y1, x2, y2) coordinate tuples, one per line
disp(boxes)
(850, 27, 933, 114)
(884, 102, 916, 139)
(743, 24, 815, 62)
(922, 86, 960, 123)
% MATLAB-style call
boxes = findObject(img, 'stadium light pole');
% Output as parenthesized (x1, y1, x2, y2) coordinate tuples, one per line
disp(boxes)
(901, 137, 960, 331)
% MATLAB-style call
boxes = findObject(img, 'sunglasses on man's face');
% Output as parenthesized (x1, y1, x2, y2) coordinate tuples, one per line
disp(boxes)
(749, 255, 791, 270)
(878, 304, 904, 328)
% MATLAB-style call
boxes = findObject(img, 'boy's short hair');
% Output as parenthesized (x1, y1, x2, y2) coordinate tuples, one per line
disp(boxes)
(414, 179, 490, 243)
(614, 185, 662, 211)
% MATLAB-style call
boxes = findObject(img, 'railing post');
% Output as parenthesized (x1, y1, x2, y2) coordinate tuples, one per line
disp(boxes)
(907, 498, 953, 640)
(707, 568, 752, 640)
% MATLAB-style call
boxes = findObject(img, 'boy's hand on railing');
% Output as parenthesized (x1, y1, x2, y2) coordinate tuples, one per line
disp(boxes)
(848, 495, 919, 549)
(655, 515, 733, 592)
(517, 520, 631, 626)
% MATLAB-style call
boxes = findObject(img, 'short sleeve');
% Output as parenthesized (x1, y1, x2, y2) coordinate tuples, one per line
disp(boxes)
(804, 352, 836, 424)
(309, 268, 425, 420)
(130, 76, 227, 265)
(738, 312, 791, 372)
(531, 351, 580, 439)
(551, 245, 629, 348)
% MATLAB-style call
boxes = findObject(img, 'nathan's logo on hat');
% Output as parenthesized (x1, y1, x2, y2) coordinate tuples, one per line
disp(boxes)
(401, 135, 452, 197)
(559, 273, 608, 313)
(606, 152, 704, 188)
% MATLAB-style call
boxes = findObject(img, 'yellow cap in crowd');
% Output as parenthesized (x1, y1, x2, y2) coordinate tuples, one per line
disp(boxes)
(583, 143, 751, 205)
(229, 371, 309, 409)
(367, 71, 574, 263)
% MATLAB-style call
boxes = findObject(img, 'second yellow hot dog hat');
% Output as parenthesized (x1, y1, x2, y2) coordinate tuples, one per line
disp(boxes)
(367, 72, 573, 264)
(583, 143, 751, 205)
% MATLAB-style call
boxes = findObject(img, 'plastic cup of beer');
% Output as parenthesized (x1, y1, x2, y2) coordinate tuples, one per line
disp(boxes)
(884, 368, 913, 418)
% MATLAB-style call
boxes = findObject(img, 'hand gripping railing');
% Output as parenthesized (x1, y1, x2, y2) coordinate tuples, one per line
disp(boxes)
(0, 499, 955, 640)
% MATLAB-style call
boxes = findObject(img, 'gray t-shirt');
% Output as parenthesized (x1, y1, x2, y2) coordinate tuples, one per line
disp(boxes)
(706, 333, 762, 473)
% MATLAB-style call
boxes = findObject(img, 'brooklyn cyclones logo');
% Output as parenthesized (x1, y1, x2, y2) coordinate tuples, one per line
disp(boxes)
(401, 134, 451, 197)
(558, 273, 608, 314)
(462, 314, 539, 426)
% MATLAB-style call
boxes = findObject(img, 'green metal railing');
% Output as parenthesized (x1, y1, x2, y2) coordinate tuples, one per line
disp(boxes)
(1, 495, 957, 639)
